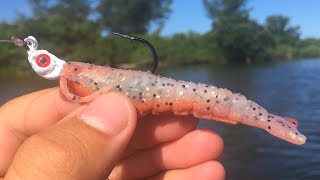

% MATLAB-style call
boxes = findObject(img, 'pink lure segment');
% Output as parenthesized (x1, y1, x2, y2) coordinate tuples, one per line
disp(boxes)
(59, 62, 306, 145)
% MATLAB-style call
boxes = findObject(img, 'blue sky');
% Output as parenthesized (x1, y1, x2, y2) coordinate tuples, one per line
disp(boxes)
(1, 0, 320, 38)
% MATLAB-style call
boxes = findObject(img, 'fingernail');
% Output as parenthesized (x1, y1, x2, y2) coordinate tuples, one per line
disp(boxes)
(79, 94, 131, 135)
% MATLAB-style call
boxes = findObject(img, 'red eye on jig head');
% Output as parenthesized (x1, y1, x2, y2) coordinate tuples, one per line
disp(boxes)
(35, 54, 51, 67)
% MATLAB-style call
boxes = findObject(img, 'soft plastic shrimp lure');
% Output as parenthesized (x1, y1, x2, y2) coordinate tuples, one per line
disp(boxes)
(1, 35, 306, 145)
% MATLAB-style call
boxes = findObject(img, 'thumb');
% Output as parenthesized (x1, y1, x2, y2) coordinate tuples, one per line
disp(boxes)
(5, 93, 137, 180)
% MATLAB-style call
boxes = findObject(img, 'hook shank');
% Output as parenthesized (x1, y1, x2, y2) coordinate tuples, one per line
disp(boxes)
(113, 32, 158, 74)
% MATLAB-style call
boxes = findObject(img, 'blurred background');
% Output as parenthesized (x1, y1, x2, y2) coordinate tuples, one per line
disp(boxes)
(0, 0, 319, 179)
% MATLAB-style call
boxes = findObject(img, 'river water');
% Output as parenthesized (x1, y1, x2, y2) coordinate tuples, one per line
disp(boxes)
(1, 59, 319, 180)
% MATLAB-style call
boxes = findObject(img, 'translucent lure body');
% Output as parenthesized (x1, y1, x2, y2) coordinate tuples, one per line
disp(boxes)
(59, 62, 306, 145)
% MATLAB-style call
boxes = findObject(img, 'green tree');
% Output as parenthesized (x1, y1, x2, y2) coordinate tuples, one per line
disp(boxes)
(203, 0, 274, 63)
(18, 0, 99, 61)
(0, 23, 21, 65)
(265, 15, 300, 45)
(264, 15, 300, 59)
(296, 38, 320, 58)
(0, 23, 33, 78)
(97, 0, 173, 34)
(162, 32, 220, 64)
(203, 0, 249, 20)
(29, 0, 91, 19)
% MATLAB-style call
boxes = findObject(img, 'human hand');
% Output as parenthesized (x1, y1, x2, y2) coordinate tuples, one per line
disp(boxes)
(0, 88, 225, 180)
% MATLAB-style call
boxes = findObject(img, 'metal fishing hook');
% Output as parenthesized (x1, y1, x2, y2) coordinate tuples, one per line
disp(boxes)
(113, 32, 158, 74)
(0, 36, 29, 50)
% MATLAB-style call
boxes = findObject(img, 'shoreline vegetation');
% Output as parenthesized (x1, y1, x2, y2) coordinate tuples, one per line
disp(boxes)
(1, 0, 320, 79)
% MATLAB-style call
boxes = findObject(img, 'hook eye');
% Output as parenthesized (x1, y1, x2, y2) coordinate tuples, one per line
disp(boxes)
(24, 36, 38, 51)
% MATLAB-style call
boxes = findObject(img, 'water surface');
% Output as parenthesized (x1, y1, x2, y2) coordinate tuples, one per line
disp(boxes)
(1, 59, 319, 180)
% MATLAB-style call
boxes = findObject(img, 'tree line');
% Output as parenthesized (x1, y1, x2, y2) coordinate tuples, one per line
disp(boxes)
(1, 0, 320, 78)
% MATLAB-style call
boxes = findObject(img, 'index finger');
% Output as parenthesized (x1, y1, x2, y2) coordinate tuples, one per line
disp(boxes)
(0, 87, 79, 176)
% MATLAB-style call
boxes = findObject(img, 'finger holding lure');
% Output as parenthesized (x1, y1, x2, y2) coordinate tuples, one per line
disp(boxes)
(0, 34, 306, 145)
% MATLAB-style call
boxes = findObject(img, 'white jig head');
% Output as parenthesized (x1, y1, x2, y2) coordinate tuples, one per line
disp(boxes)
(24, 36, 66, 80)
